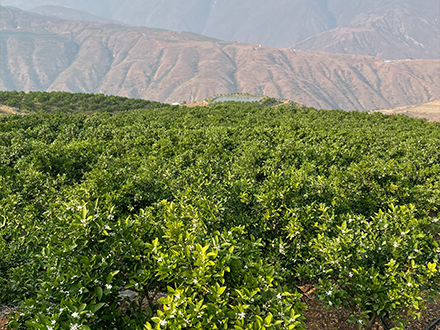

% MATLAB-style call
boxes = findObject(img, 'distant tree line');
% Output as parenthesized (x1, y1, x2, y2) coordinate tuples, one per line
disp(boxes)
(0, 91, 164, 114)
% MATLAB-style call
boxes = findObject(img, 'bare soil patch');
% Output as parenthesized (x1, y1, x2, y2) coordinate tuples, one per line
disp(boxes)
(0, 306, 16, 330)
(0, 105, 20, 116)
(303, 294, 440, 330)
(376, 101, 440, 122)
(184, 101, 209, 107)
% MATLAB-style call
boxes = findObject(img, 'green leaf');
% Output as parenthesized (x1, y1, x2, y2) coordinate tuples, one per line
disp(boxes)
(92, 303, 106, 313)
(218, 286, 226, 296)
(96, 287, 103, 300)
(106, 273, 113, 284)
(264, 313, 272, 325)
(151, 317, 161, 323)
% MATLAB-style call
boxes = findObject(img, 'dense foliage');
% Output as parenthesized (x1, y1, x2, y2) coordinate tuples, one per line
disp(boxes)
(0, 91, 163, 114)
(0, 92, 439, 330)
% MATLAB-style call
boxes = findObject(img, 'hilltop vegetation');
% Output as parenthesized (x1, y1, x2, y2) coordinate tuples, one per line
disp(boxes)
(0, 92, 439, 330)
(0, 91, 163, 114)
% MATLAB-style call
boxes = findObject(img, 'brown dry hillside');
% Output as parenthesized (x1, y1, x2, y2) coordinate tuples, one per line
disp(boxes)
(376, 101, 440, 122)
(1, 6, 439, 111)
(293, 0, 440, 59)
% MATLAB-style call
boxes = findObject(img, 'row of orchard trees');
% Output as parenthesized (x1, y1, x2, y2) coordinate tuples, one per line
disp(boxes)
(0, 93, 439, 329)
(0, 91, 163, 114)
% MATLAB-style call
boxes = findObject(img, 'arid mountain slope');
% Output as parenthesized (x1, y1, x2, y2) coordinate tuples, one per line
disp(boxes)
(293, 0, 440, 59)
(2, 0, 439, 59)
(0, 0, 339, 47)
(1, 6, 439, 111)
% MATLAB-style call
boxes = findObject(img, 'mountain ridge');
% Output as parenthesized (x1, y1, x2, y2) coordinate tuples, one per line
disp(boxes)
(1, 6, 439, 111)
(292, 2, 440, 59)
(1, 0, 438, 59)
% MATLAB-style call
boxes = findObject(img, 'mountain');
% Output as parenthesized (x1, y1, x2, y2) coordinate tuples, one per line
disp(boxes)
(0, 0, 336, 48)
(1, 6, 439, 111)
(1, 0, 438, 59)
(292, 0, 440, 59)
(29, 5, 123, 24)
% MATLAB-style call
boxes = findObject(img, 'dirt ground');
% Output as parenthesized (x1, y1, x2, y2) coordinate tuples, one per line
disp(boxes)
(184, 101, 210, 107)
(0, 306, 13, 330)
(0, 105, 19, 116)
(303, 296, 440, 330)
